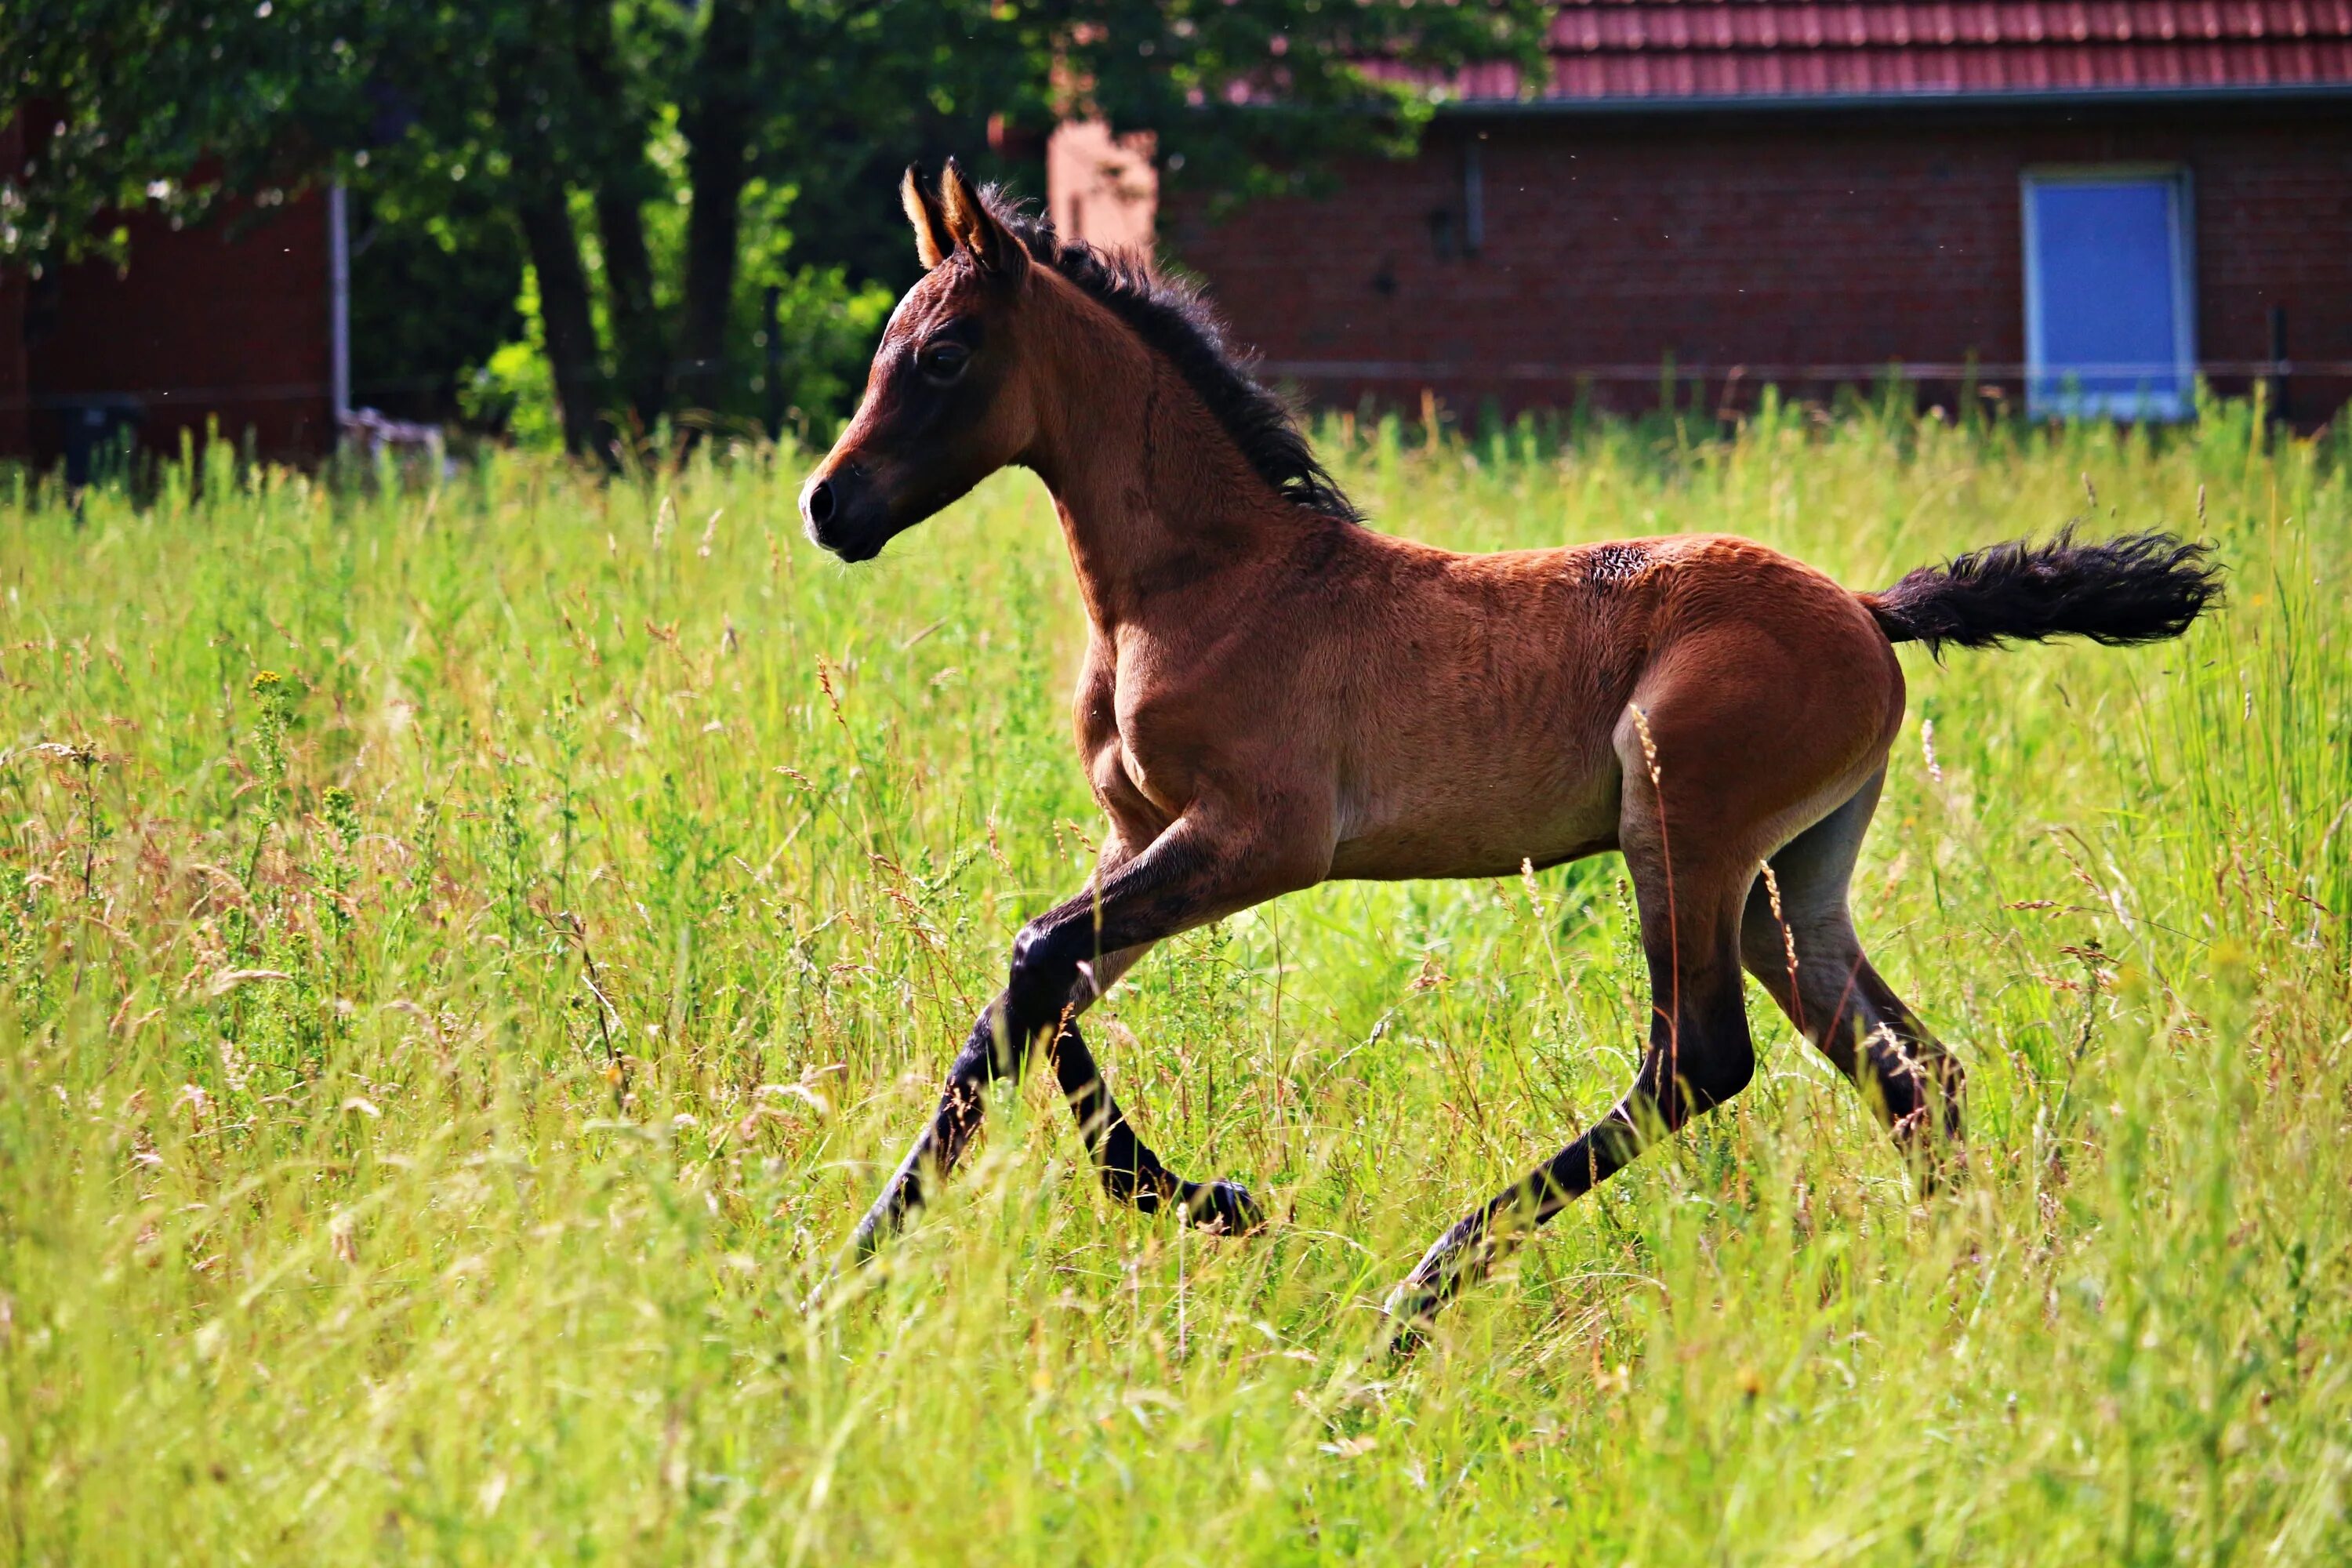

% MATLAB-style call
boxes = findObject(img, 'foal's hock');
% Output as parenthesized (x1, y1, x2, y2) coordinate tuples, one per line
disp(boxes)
(801, 160, 2223, 1348)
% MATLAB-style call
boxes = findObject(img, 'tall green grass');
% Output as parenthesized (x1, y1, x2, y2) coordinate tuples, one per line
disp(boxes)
(2, 402, 2347, 1563)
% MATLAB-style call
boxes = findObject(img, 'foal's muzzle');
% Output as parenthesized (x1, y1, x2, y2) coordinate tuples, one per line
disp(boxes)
(800, 465, 891, 562)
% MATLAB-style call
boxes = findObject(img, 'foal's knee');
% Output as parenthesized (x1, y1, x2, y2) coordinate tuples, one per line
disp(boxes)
(1681, 964, 1759, 1110)
(1006, 921, 1061, 999)
(1004, 920, 1092, 1035)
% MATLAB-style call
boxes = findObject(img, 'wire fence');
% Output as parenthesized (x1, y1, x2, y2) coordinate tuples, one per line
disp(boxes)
(5, 359, 2347, 423)
(1257, 358, 2352, 384)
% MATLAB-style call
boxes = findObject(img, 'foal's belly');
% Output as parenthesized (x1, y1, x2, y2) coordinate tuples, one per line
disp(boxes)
(1327, 750, 1626, 881)
(1313, 541, 1650, 883)
(1328, 822, 1620, 883)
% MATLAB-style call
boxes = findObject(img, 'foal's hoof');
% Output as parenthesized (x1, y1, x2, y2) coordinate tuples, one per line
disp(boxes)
(1379, 1283, 1440, 1362)
(1182, 1178, 1267, 1236)
(1384, 1321, 1433, 1364)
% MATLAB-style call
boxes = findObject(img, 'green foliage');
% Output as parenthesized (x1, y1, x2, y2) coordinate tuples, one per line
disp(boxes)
(346, 186, 528, 422)
(6, 1, 1549, 441)
(1, 0, 374, 264)
(1062, 0, 1554, 210)
(2, 408, 2350, 1562)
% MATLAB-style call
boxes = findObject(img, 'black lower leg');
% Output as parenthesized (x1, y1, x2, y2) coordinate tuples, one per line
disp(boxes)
(851, 939, 1098, 1254)
(1386, 964, 1754, 1349)
(848, 999, 1021, 1257)
(1737, 786, 1967, 1186)
(849, 815, 1283, 1259)
(1853, 1007, 1966, 1185)
(1795, 955, 1967, 1180)
(1047, 1018, 1176, 1203)
(1385, 1104, 1649, 1340)
(1049, 1019, 1262, 1232)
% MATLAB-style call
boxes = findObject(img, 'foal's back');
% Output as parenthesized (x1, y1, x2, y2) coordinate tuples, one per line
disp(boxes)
(1308, 528, 1905, 882)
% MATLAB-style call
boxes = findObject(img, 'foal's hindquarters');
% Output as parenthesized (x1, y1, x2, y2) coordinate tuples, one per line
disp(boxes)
(1344, 535, 1960, 1337)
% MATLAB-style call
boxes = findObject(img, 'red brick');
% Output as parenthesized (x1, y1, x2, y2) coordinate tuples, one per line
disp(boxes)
(1163, 107, 2352, 423)
(4, 181, 332, 466)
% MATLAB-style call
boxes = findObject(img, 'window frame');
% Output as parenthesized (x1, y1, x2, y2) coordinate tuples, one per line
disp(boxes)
(2020, 165, 2198, 421)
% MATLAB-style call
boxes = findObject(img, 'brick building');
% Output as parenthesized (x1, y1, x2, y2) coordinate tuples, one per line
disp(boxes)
(1120, 2, 2352, 423)
(2, 115, 344, 475)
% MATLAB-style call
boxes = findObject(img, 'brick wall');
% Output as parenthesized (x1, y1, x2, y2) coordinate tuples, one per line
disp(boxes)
(1162, 103, 2352, 423)
(4, 191, 333, 466)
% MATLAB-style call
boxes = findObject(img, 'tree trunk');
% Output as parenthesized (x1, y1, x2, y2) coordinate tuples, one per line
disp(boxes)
(572, 0, 666, 435)
(495, 49, 608, 460)
(593, 180, 664, 437)
(515, 185, 604, 459)
(676, 0, 756, 422)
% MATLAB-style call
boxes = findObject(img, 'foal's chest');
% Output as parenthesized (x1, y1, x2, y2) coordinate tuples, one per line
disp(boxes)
(1071, 654, 1187, 839)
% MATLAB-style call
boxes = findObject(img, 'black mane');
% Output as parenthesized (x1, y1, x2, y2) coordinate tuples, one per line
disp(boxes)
(988, 193, 1362, 524)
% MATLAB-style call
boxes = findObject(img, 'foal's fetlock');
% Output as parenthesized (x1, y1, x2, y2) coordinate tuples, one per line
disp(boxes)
(1179, 1178, 1266, 1236)
(1381, 1222, 1509, 1356)
(1889, 1105, 1968, 1195)
(1380, 1281, 1439, 1343)
(1905, 1130, 1970, 1196)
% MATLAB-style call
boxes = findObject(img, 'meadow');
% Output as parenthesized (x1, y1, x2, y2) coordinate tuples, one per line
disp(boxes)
(2, 397, 2348, 1564)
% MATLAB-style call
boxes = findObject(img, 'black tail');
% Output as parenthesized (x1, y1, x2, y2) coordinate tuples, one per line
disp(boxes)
(1864, 528, 2222, 656)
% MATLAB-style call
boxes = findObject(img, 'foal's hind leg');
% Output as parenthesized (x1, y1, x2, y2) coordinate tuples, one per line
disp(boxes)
(1740, 771, 1965, 1177)
(1385, 760, 1759, 1345)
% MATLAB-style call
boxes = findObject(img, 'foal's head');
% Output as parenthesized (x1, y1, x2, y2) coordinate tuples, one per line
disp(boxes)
(798, 161, 1043, 561)
(801, 160, 1359, 562)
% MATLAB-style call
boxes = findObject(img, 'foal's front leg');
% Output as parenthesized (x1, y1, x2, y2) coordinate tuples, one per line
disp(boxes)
(849, 811, 1316, 1258)
(1047, 1005, 1261, 1232)
(1004, 932, 1259, 1226)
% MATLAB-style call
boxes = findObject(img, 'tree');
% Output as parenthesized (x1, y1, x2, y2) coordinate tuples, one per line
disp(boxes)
(5, 0, 1549, 458)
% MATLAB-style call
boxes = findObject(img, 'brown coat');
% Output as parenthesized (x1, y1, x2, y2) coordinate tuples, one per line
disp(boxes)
(800, 162, 2215, 1348)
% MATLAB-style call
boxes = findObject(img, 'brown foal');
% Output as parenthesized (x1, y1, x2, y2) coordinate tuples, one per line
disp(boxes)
(800, 162, 2220, 1348)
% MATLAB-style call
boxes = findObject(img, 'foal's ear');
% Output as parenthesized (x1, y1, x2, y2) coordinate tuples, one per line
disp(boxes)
(940, 157, 1028, 281)
(902, 165, 953, 271)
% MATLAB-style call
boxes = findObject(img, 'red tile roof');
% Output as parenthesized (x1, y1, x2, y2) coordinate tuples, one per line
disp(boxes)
(1367, 2, 2352, 105)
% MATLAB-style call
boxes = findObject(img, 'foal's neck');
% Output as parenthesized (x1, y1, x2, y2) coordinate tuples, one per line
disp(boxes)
(1022, 307, 1314, 632)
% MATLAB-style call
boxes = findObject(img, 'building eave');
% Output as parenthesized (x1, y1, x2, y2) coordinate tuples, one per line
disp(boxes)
(1432, 82, 2352, 120)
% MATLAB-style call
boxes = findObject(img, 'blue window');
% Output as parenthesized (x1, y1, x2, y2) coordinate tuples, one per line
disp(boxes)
(2023, 170, 2196, 420)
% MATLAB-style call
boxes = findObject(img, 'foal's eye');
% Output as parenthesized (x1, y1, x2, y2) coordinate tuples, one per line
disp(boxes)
(916, 341, 971, 383)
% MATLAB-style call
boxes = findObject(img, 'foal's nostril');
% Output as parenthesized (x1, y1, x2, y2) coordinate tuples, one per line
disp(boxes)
(803, 478, 837, 529)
